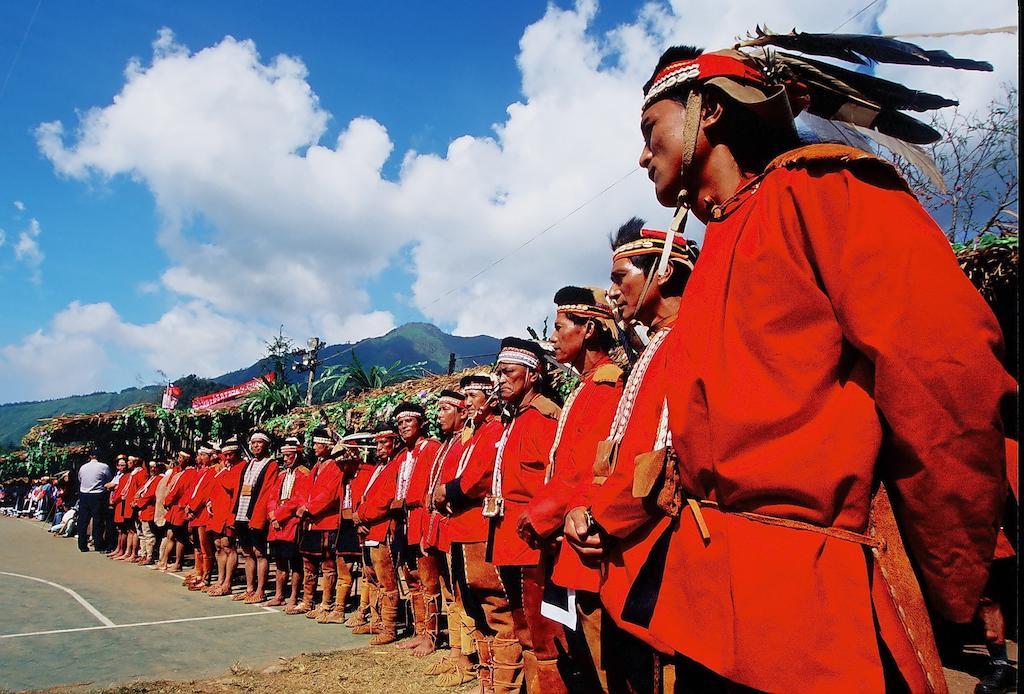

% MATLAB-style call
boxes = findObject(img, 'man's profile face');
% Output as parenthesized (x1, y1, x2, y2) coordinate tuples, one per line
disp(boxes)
(250, 439, 268, 457)
(639, 99, 687, 207)
(437, 402, 465, 434)
(116, 459, 127, 472)
(283, 451, 298, 468)
(197, 452, 209, 467)
(395, 413, 423, 443)
(313, 441, 330, 458)
(609, 256, 650, 324)
(550, 314, 587, 365)
(496, 363, 535, 404)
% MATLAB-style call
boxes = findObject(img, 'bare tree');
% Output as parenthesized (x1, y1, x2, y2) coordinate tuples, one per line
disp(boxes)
(891, 86, 1018, 246)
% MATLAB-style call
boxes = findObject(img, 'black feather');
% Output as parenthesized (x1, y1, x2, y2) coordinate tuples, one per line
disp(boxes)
(743, 28, 993, 71)
(779, 54, 959, 112)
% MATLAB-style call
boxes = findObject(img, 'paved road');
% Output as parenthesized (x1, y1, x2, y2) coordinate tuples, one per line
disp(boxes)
(0, 516, 362, 691)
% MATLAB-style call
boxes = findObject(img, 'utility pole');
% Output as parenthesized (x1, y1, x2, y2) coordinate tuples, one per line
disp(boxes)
(294, 336, 323, 406)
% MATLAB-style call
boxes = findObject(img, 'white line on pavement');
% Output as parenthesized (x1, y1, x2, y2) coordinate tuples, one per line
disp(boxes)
(0, 609, 278, 639)
(0, 571, 115, 627)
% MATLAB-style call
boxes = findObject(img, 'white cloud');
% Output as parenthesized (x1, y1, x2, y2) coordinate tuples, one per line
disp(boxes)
(13, 200, 25, 212)
(11, 0, 1014, 399)
(13, 217, 43, 282)
(0, 228, 6, 247)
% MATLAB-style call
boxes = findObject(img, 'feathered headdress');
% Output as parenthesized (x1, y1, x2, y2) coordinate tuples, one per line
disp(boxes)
(644, 27, 993, 193)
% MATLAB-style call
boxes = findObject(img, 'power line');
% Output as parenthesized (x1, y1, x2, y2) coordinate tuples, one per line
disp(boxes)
(422, 166, 641, 310)
(0, 0, 43, 103)
(830, 0, 883, 34)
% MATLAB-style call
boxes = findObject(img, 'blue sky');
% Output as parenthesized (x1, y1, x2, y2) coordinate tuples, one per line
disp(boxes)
(0, 0, 1016, 402)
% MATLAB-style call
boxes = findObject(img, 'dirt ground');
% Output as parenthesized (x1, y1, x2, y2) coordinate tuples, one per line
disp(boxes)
(35, 647, 476, 694)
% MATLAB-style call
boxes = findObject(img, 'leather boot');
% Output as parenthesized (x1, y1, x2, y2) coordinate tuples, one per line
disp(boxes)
(411, 590, 427, 637)
(475, 638, 495, 694)
(352, 586, 382, 635)
(369, 590, 400, 645)
(347, 578, 372, 627)
(423, 592, 442, 645)
(287, 568, 317, 615)
(525, 653, 568, 694)
(319, 573, 353, 624)
(308, 562, 336, 620)
(491, 637, 524, 694)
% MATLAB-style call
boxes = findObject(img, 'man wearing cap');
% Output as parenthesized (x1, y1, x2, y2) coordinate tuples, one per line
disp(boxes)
(420, 389, 477, 683)
(581, 40, 1016, 692)
(182, 444, 218, 590)
(230, 431, 278, 603)
(377, 402, 441, 651)
(295, 428, 343, 619)
(206, 437, 246, 596)
(267, 437, 311, 611)
(434, 373, 505, 691)
(518, 287, 624, 691)
(353, 424, 404, 644)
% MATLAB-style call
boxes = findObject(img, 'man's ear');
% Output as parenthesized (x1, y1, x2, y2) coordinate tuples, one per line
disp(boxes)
(700, 89, 725, 131)
(583, 320, 597, 341)
(655, 261, 675, 287)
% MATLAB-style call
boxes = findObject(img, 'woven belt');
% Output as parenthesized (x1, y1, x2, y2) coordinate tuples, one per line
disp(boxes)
(686, 498, 883, 549)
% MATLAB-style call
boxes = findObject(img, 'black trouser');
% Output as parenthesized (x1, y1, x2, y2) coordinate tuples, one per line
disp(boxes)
(77, 491, 109, 551)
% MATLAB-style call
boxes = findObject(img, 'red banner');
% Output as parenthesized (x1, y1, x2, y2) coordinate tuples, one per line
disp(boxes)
(191, 372, 276, 410)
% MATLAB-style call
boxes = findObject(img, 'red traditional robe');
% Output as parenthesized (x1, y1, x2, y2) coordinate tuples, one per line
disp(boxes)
(446, 418, 504, 544)
(303, 457, 342, 531)
(357, 457, 399, 543)
(608, 146, 1015, 692)
(266, 465, 311, 543)
(484, 396, 560, 567)
(395, 438, 442, 546)
(240, 459, 279, 531)
(132, 473, 160, 523)
(120, 467, 148, 521)
(206, 463, 244, 535)
(524, 359, 623, 592)
(111, 473, 131, 523)
(422, 436, 467, 552)
(184, 466, 216, 529)
(164, 467, 198, 527)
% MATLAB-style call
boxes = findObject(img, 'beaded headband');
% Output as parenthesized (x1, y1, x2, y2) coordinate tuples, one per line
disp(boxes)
(438, 395, 466, 409)
(249, 432, 271, 444)
(613, 228, 698, 271)
(497, 347, 541, 370)
(643, 53, 766, 112)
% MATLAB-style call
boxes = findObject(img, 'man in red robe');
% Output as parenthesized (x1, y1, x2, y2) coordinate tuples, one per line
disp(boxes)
(387, 402, 442, 652)
(518, 286, 624, 692)
(577, 44, 1013, 692)
(206, 438, 246, 597)
(160, 450, 198, 574)
(119, 455, 147, 562)
(267, 437, 310, 611)
(434, 373, 505, 691)
(419, 390, 473, 675)
(183, 444, 218, 590)
(481, 337, 565, 694)
(295, 427, 343, 619)
(562, 219, 698, 692)
(354, 424, 404, 644)
(132, 460, 164, 565)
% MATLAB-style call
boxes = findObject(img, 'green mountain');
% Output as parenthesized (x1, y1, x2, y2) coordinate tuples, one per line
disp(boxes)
(0, 387, 163, 449)
(0, 323, 499, 448)
(216, 322, 499, 385)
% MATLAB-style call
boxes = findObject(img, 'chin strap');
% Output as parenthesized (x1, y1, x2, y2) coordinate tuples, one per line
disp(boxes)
(629, 89, 703, 339)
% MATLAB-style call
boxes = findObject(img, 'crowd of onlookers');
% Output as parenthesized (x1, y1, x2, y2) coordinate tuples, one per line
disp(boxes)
(0, 473, 73, 524)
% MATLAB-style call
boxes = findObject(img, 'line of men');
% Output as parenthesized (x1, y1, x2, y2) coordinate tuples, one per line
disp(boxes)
(89, 35, 1016, 694)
